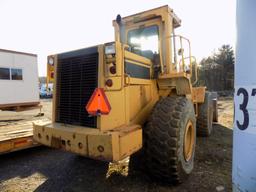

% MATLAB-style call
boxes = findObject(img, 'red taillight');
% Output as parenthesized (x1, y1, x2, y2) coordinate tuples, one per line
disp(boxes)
(109, 66, 116, 74)
(86, 88, 111, 116)
(105, 79, 113, 87)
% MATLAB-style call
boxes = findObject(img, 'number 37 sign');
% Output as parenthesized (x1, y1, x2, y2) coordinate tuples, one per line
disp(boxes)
(235, 86, 256, 134)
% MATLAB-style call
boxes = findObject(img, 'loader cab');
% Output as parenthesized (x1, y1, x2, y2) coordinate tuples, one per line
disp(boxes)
(113, 5, 196, 82)
(113, 5, 183, 76)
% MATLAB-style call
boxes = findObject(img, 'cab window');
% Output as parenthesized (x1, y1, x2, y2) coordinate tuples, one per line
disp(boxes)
(127, 25, 159, 60)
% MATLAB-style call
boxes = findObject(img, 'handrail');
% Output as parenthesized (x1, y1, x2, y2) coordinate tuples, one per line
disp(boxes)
(166, 34, 199, 85)
(178, 56, 198, 85)
(171, 35, 192, 72)
(167, 35, 198, 84)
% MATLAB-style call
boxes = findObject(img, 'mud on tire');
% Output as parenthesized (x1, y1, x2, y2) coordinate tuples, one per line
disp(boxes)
(144, 96, 196, 183)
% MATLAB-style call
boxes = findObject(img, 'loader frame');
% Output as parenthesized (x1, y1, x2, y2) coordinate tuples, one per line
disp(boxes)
(34, 5, 206, 162)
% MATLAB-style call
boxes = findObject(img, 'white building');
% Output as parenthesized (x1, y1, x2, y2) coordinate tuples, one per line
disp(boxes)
(0, 49, 39, 109)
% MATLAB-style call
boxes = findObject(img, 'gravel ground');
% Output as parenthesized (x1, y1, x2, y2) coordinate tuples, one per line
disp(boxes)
(0, 99, 233, 192)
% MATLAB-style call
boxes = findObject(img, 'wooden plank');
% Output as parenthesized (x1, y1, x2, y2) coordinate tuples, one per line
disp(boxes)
(0, 118, 50, 142)
(16, 105, 42, 112)
(0, 102, 40, 109)
(0, 118, 50, 154)
(0, 133, 33, 141)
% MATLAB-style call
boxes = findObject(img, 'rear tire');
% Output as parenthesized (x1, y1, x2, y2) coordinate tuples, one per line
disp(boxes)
(211, 92, 218, 122)
(197, 92, 214, 137)
(144, 96, 196, 183)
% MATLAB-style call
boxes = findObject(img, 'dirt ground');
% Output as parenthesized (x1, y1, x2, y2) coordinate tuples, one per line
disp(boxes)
(0, 98, 233, 192)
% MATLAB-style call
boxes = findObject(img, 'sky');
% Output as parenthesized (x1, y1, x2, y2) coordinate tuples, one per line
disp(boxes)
(0, 0, 236, 76)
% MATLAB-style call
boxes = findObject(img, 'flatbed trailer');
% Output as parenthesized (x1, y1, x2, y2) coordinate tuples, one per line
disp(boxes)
(0, 118, 50, 154)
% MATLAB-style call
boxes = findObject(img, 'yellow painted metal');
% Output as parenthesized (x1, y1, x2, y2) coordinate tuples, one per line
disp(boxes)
(192, 87, 206, 103)
(88, 134, 113, 161)
(158, 73, 192, 95)
(119, 128, 142, 159)
(124, 51, 152, 66)
(51, 54, 58, 123)
(46, 55, 55, 90)
(33, 121, 142, 162)
(34, 5, 208, 163)
(125, 77, 152, 85)
(184, 120, 195, 162)
(99, 89, 126, 131)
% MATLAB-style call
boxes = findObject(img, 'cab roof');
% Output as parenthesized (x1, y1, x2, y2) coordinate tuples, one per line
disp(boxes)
(114, 5, 181, 28)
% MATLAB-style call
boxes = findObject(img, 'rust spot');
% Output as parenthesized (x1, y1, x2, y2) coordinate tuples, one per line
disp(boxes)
(51, 137, 62, 148)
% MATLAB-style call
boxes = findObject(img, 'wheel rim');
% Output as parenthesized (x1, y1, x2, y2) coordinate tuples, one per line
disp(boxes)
(183, 120, 195, 162)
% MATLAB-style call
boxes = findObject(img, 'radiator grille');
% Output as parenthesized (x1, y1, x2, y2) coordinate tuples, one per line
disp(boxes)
(56, 47, 98, 128)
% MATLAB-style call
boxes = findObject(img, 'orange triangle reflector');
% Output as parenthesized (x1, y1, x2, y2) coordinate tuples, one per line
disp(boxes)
(86, 88, 111, 116)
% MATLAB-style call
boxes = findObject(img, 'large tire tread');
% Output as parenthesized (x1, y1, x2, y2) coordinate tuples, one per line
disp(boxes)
(197, 92, 213, 137)
(144, 96, 196, 183)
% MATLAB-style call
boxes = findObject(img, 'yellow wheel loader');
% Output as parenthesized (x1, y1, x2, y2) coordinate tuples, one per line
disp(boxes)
(34, 5, 217, 183)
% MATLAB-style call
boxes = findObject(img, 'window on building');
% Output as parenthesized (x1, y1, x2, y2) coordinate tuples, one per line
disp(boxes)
(11, 68, 23, 80)
(0, 68, 10, 80)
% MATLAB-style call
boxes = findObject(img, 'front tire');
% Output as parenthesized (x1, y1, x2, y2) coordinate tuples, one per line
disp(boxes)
(144, 96, 196, 183)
